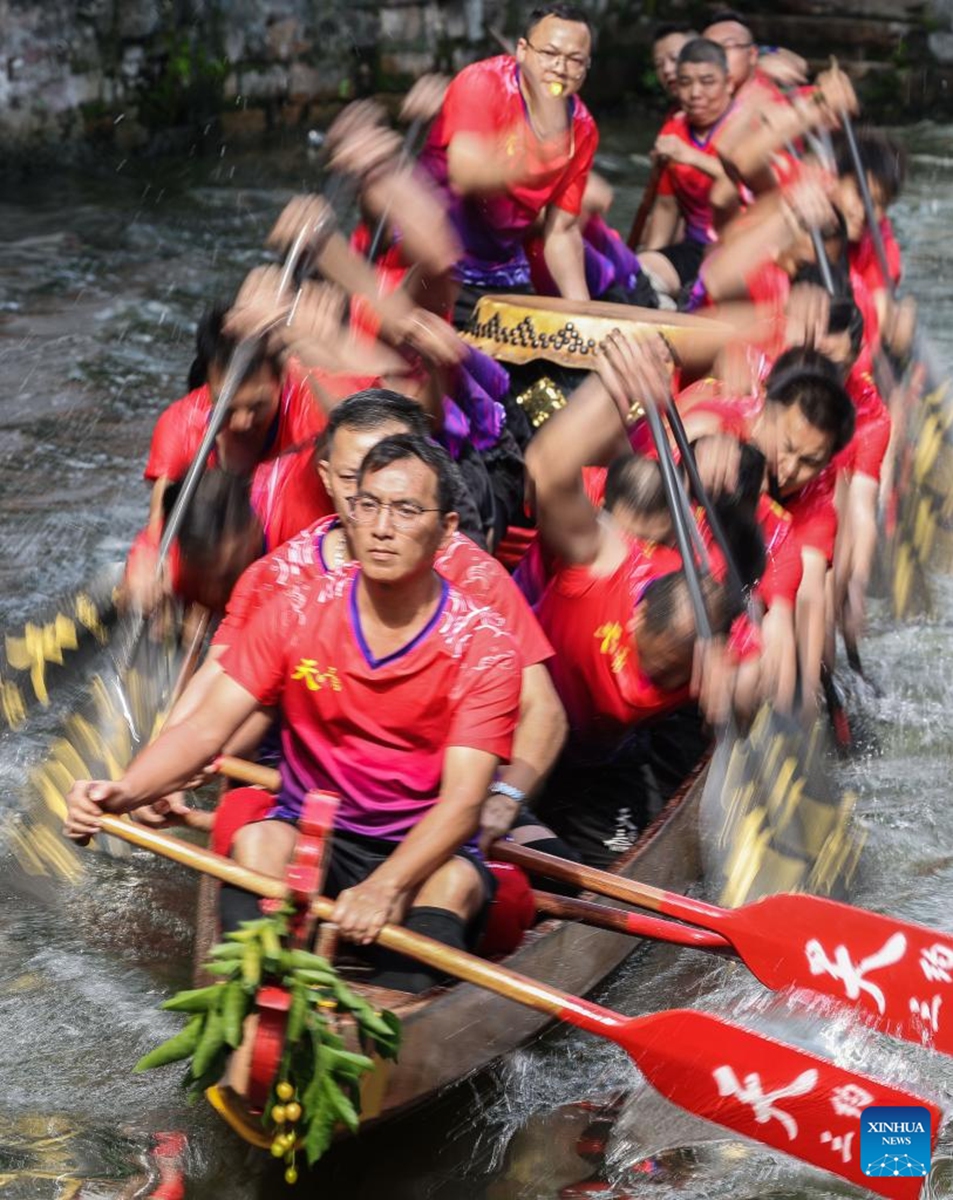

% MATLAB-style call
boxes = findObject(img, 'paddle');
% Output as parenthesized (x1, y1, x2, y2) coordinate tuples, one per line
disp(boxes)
(641, 394, 712, 638)
(207, 756, 724, 953)
(87, 813, 940, 1199)
(2, 561, 121, 722)
(531, 891, 731, 952)
(493, 840, 953, 1059)
(196, 754, 945, 1060)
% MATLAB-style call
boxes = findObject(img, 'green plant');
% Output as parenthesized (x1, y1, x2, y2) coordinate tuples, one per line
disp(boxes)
(136, 908, 400, 1179)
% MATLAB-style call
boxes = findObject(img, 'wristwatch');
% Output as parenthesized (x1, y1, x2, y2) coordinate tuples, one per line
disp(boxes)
(487, 780, 526, 804)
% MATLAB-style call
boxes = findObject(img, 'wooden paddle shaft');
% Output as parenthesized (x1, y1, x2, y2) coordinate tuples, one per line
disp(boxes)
(93, 814, 607, 1028)
(495, 842, 720, 930)
(210, 757, 728, 936)
(214, 756, 281, 790)
(626, 159, 663, 250)
(532, 891, 730, 951)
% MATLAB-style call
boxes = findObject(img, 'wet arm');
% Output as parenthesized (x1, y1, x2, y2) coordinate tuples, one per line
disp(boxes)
(111, 673, 261, 810)
(795, 548, 828, 712)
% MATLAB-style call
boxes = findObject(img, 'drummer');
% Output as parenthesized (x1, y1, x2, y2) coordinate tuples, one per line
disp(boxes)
(524, 333, 752, 865)
(417, 4, 598, 327)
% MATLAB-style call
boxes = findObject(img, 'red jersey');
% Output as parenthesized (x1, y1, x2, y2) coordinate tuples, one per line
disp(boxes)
(757, 495, 802, 607)
(214, 515, 553, 669)
(656, 109, 730, 244)
(833, 356, 891, 484)
(782, 465, 838, 564)
(250, 443, 335, 552)
(144, 358, 325, 483)
(850, 216, 902, 294)
(535, 541, 685, 761)
(418, 56, 598, 289)
(221, 568, 521, 839)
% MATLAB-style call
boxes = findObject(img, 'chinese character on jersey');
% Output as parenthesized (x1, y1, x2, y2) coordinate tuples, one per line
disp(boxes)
(594, 622, 629, 674)
(291, 658, 342, 692)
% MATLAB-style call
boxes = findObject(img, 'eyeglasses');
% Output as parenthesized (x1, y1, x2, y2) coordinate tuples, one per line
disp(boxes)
(525, 40, 591, 76)
(716, 40, 754, 51)
(347, 493, 441, 530)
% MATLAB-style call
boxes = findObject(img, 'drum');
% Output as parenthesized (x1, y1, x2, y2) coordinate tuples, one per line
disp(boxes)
(462, 294, 733, 429)
(462, 293, 732, 372)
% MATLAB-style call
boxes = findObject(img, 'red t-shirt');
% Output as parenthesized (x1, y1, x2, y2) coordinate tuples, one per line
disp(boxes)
(832, 356, 891, 483)
(757, 495, 802, 607)
(535, 540, 686, 761)
(144, 358, 326, 483)
(418, 56, 598, 286)
(850, 216, 902, 294)
(782, 465, 838, 564)
(656, 109, 730, 244)
(221, 568, 521, 839)
(214, 515, 553, 669)
(250, 444, 335, 552)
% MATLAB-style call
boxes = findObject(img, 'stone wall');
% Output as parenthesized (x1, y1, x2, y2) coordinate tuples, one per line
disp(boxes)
(2, 0, 953, 158)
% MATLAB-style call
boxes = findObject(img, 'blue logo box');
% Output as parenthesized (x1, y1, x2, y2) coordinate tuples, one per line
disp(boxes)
(860, 1106, 932, 1178)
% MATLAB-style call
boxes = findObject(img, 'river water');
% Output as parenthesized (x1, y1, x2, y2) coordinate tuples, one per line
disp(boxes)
(1, 120, 953, 1199)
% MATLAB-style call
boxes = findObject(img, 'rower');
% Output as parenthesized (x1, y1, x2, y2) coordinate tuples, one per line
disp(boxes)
(161, 470, 264, 616)
(651, 22, 696, 103)
(151, 388, 567, 865)
(637, 38, 739, 305)
(124, 298, 328, 613)
(831, 127, 908, 339)
(417, 3, 598, 326)
(678, 346, 855, 708)
(65, 436, 523, 994)
(524, 332, 752, 866)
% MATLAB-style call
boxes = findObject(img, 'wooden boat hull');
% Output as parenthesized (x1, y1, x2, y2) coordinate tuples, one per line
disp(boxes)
(200, 759, 704, 1137)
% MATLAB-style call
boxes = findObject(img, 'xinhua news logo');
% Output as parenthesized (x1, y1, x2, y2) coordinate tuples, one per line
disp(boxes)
(860, 1106, 932, 1178)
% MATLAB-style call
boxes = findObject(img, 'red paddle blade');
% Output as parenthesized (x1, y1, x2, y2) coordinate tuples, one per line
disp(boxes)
(618, 1008, 939, 1199)
(727, 894, 953, 1056)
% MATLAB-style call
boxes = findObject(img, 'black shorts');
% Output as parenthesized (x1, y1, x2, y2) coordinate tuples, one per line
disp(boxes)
(657, 238, 707, 287)
(323, 830, 497, 948)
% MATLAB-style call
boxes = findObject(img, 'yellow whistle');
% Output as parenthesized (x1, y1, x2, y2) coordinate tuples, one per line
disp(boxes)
(548, 82, 564, 97)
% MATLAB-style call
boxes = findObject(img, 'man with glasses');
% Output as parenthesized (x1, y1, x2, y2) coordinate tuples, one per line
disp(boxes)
(65, 434, 525, 993)
(702, 10, 762, 96)
(701, 9, 796, 195)
(418, 4, 597, 326)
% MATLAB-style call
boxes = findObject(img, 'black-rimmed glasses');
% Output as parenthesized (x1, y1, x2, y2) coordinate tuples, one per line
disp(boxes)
(347, 493, 441, 531)
(525, 40, 590, 76)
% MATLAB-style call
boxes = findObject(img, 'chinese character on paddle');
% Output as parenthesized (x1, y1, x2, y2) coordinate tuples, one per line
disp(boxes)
(804, 932, 907, 1015)
(291, 658, 342, 692)
(920, 942, 953, 985)
(594, 623, 629, 673)
(712, 1065, 819, 1140)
